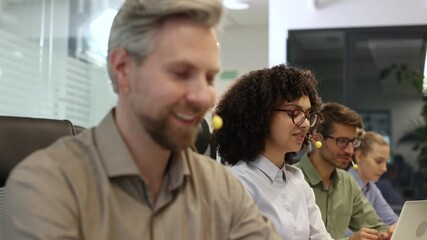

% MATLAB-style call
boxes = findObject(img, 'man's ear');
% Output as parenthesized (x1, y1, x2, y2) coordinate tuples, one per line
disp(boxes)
(109, 48, 131, 88)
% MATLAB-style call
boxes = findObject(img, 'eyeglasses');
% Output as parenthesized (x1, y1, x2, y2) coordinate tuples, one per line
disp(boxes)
(274, 108, 319, 127)
(325, 135, 362, 149)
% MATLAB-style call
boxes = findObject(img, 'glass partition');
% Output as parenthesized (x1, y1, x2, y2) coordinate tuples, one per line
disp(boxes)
(0, 0, 118, 128)
(288, 26, 427, 200)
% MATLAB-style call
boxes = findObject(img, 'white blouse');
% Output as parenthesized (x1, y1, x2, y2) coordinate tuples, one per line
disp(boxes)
(231, 155, 332, 240)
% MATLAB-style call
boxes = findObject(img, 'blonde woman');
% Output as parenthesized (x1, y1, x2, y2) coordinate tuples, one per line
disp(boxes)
(349, 131, 398, 228)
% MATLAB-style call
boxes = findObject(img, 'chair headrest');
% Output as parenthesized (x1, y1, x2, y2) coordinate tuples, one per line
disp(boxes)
(0, 116, 77, 187)
(195, 118, 211, 154)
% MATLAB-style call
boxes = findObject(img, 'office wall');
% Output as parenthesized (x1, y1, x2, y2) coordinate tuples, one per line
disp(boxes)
(269, 0, 427, 166)
(217, 25, 268, 100)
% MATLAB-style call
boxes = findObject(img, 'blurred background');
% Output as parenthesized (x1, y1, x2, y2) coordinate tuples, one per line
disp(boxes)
(0, 0, 426, 200)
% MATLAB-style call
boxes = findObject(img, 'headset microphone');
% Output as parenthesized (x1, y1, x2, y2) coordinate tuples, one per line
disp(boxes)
(212, 114, 223, 130)
(306, 137, 322, 149)
(351, 160, 359, 170)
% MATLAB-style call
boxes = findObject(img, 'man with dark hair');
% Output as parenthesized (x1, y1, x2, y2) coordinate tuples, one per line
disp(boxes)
(296, 102, 393, 240)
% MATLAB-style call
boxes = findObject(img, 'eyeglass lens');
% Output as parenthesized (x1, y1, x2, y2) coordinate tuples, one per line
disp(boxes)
(292, 109, 318, 127)
(335, 137, 361, 148)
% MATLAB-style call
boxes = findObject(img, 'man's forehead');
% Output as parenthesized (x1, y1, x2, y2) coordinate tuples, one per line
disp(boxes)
(330, 122, 357, 136)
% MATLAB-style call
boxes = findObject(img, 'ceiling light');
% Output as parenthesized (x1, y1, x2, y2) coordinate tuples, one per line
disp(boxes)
(223, 0, 250, 10)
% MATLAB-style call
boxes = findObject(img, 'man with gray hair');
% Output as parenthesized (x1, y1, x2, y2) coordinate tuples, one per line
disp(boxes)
(3, 0, 280, 239)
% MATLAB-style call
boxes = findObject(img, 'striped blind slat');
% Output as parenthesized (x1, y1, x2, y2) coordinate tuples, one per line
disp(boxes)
(0, 29, 104, 127)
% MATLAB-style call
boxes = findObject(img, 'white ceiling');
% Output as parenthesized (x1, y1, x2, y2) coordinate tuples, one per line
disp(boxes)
(224, 0, 268, 28)
(0, 0, 268, 28)
(85, 0, 270, 28)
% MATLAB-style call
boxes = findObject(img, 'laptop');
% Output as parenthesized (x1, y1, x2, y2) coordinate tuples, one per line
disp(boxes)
(391, 200, 427, 240)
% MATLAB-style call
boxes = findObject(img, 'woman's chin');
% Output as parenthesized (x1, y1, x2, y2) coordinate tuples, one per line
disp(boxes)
(290, 143, 303, 152)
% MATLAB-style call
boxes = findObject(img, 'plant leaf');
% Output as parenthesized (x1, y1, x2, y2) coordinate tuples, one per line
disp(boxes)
(417, 146, 427, 168)
(396, 70, 402, 82)
(398, 125, 427, 148)
(379, 68, 391, 79)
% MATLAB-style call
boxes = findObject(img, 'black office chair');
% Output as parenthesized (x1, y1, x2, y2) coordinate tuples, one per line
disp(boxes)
(0, 116, 79, 187)
(194, 118, 217, 160)
(0, 116, 80, 239)
(0, 117, 215, 238)
(74, 125, 86, 135)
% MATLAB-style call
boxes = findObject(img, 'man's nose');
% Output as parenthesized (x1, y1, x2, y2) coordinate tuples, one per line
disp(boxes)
(343, 142, 354, 155)
(186, 76, 215, 109)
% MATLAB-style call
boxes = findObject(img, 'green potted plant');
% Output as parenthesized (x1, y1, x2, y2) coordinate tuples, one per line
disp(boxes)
(380, 64, 427, 168)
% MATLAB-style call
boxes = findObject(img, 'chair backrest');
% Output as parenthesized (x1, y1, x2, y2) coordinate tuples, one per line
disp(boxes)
(194, 118, 217, 160)
(0, 116, 78, 187)
(1, 116, 216, 186)
(0, 116, 80, 239)
(74, 125, 86, 135)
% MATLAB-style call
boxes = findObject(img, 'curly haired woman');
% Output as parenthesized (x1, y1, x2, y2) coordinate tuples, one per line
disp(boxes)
(213, 64, 332, 240)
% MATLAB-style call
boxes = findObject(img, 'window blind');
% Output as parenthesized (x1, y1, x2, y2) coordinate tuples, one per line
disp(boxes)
(0, 29, 115, 127)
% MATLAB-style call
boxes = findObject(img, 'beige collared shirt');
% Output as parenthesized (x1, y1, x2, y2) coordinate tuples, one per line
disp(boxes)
(4, 110, 280, 240)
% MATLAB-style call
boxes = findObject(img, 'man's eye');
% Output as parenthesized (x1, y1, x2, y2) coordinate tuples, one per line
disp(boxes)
(206, 75, 215, 85)
(173, 71, 190, 79)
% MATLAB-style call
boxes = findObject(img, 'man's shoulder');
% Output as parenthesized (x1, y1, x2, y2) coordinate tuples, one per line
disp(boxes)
(293, 154, 316, 183)
(336, 168, 351, 177)
(8, 130, 99, 184)
(336, 168, 355, 180)
(335, 168, 361, 190)
(293, 153, 309, 169)
(186, 150, 233, 178)
(41, 130, 96, 167)
(285, 164, 304, 177)
(187, 150, 249, 187)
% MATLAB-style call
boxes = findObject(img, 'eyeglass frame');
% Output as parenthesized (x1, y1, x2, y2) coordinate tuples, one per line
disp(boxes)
(274, 108, 319, 127)
(324, 135, 362, 149)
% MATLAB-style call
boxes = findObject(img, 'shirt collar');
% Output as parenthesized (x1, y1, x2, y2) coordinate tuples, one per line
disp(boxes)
(299, 153, 341, 186)
(95, 109, 140, 177)
(250, 155, 286, 182)
(299, 153, 322, 186)
(167, 149, 191, 191)
(95, 109, 191, 185)
(348, 167, 370, 192)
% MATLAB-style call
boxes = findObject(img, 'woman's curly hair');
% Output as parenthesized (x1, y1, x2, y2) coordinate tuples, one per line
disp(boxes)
(212, 64, 322, 165)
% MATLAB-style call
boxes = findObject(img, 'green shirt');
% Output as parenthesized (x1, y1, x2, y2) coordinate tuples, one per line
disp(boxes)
(295, 154, 388, 240)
